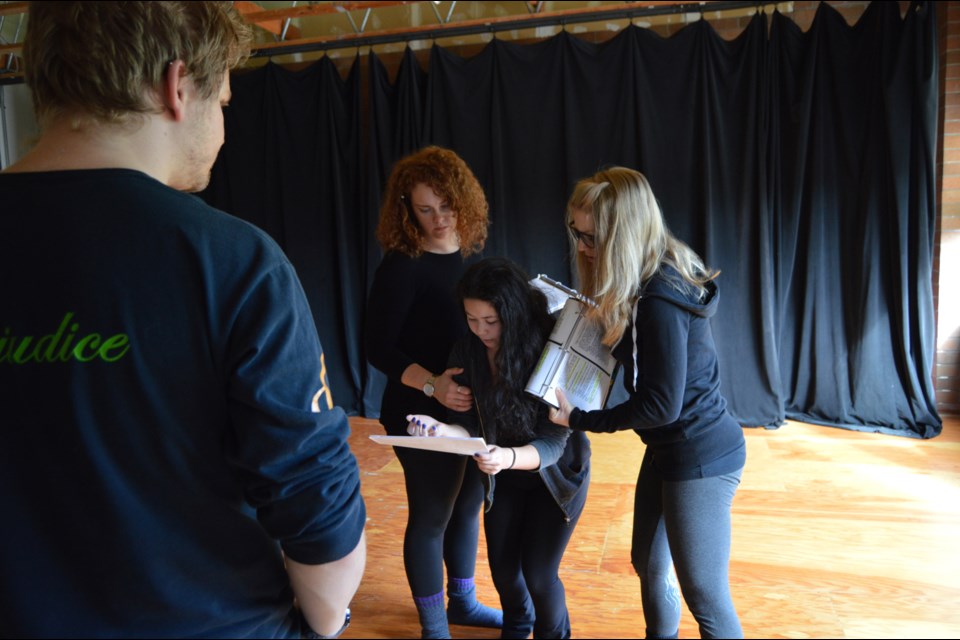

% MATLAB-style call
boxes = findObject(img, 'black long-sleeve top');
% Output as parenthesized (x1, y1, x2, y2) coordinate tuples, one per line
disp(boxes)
(570, 266, 745, 481)
(0, 169, 366, 637)
(364, 249, 474, 434)
(447, 335, 591, 522)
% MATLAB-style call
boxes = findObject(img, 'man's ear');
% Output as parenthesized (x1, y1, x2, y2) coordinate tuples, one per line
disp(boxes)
(162, 60, 188, 122)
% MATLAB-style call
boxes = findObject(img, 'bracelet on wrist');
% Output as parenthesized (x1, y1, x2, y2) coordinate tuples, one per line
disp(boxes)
(506, 447, 516, 470)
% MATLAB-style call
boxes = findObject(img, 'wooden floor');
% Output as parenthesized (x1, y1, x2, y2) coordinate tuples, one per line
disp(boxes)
(341, 416, 960, 639)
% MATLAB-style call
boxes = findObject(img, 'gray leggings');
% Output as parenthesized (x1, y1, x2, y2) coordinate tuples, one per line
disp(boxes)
(631, 449, 743, 639)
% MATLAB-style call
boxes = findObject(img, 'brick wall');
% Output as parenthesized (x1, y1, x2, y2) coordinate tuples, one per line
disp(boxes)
(937, 2, 960, 416)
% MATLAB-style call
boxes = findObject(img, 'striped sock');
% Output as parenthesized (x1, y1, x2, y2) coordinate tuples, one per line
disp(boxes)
(413, 591, 450, 639)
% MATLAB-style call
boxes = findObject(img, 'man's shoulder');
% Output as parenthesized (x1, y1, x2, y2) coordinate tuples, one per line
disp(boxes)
(102, 171, 282, 256)
(61, 169, 285, 267)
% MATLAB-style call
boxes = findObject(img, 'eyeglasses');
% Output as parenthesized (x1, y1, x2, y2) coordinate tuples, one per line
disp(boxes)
(568, 225, 596, 249)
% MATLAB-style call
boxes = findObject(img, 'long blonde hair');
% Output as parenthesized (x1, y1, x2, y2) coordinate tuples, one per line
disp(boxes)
(567, 167, 717, 346)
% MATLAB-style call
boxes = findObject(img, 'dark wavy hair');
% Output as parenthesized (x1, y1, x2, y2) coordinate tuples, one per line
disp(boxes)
(457, 258, 554, 441)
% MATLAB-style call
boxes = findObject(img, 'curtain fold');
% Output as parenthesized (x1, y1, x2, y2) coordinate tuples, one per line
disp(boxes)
(203, 2, 941, 437)
(416, 19, 780, 427)
(203, 58, 367, 414)
(770, 2, 940, 436)
(361, 48, 429, 416)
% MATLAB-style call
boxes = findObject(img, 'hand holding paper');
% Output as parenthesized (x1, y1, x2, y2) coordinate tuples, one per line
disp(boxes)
(406, 414, 441, 437)
(474, 446, 514, 476)
(548, 388, 574, 428)
(405, 414, 471, 439)
(371, 417, 488, 456)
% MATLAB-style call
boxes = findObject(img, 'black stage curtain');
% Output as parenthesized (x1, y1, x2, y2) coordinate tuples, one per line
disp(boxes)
(769, 4, 940, 437)
(202, 58, 369, 413)
(203, 2, 941, 438)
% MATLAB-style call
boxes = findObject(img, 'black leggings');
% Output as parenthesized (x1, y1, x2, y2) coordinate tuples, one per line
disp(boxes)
(483, 470, 583, 639)
(394, 446, 486, 597)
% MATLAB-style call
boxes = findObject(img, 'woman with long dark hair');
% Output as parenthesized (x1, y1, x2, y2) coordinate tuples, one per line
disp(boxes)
(408, 257, 591, 639)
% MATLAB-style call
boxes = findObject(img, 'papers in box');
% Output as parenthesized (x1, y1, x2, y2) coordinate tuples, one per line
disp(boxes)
(525, 290, 617, 411)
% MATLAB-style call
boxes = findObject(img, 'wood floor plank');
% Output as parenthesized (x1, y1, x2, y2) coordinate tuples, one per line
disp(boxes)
(343, 417, 960, 638)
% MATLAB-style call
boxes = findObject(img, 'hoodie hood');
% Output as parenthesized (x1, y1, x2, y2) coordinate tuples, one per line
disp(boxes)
(614, 264, 720, 394)
(640, 265, 718, 319)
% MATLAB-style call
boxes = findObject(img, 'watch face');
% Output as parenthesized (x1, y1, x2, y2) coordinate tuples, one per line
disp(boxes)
(424, 382, 435, 397)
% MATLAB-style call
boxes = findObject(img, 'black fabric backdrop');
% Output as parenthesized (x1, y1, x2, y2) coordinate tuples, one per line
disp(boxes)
(202, 2, 942, 438)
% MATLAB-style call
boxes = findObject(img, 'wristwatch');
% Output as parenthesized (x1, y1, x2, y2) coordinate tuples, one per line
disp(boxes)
(423, 373, 437, 398)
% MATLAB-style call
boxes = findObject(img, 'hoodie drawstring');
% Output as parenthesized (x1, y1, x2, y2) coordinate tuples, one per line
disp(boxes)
(631, 298, 639, 393)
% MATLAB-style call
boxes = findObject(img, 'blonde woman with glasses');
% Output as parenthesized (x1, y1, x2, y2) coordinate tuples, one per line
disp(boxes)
(550, 167, 746, 639)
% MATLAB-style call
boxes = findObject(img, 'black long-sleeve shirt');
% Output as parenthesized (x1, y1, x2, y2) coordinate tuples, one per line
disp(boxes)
(0, 169, 366, 638)
(364, 249, 475, 434)
(570, 266, 745, 480)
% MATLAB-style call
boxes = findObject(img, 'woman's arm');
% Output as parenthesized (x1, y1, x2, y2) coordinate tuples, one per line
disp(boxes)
(364, 253, 419, 379)
(400, 363, 472, 413)
(475, 407, 570, 475)
(365, 254, 473, 413)
(552, 297, 689, 433)
(526, 416, 571, 467)
(473, 444, 540, 475)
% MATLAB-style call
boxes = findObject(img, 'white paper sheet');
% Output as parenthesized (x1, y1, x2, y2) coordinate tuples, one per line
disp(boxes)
(369, 434, 489, 456)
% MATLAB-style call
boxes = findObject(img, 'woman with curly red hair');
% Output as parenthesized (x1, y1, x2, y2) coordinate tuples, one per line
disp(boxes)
(364, 146, 499, 638)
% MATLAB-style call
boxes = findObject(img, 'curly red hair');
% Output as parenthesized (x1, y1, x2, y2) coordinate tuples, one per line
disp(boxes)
(376, 146, 489, 257)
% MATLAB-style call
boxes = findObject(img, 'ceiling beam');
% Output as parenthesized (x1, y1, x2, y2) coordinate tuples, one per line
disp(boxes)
(239, 1, 419, 23)
(241, 0, 742, 24)
(234, 1, 301, 40)
(0, 2, 28, 18)
(0, 1, 781, 85)
(249, 0, 777, 56)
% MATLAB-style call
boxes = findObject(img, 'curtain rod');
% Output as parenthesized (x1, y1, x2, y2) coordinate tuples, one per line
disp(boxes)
(0, 0, 783, 85)
(250, 1, 783, 58)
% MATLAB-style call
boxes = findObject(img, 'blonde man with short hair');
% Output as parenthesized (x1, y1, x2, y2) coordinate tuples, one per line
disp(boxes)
(0, 3, 365, 637)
